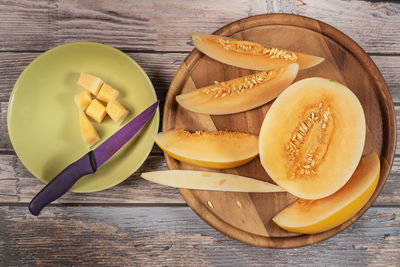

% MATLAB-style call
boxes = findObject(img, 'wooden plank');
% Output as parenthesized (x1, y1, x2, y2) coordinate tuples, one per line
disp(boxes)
(0, 206, 398, 265)
(0, 154, 182, 204)
(0, 0, 399, 53)
(1, 152, 399, 205)
(0, 53, 397, 103)
(0, 52, 185, 102)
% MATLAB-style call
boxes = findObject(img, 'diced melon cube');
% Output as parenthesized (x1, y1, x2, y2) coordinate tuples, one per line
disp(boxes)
(74, 91, 92, 111)
(97, 83, 119, 103)
(106, 100, 128, 125)
(77, 72, 103, 96)
(86, 99, 107, 123)
(79, 112, 100, 147)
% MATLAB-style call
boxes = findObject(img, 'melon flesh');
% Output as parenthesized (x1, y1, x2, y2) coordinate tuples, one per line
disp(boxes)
(141, 170, 285, 193)
(191, 33, 324, 71)
(273, 152, 380, 234)
(97, 83, 119, 103)
(86, 99, 107, 123)
(79, 112, 100, 147)
(154, 129, 259, 169)
(176, 63, 299, 115)
(259, 78, 366, 199)
(77, 72, 103, 96)
(74, 91, 92, 111)
(106, 100, 128, 125)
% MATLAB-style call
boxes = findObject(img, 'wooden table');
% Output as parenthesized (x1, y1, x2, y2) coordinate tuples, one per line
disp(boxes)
(0, 1, 399, 265)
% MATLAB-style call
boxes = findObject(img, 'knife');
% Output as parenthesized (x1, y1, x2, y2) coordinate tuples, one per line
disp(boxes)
(29, 101, 159, 216)
(141, 170, 285, 192)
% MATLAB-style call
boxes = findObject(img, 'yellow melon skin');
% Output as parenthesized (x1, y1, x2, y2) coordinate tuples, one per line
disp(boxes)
(176, 63, 299, 115)
(259, 78, 366, 199)
(191, 33, 324, 71)
(154, 129, 259, 169)
(272, 152, 380, 234)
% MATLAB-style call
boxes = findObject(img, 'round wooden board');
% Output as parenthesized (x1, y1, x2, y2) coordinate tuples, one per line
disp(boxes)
(163, 14, 396, 248)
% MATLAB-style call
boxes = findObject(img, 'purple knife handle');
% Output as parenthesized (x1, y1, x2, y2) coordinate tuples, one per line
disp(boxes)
(28, 151, 97, 216)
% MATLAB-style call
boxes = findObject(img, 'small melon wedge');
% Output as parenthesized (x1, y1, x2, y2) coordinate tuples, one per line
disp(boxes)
(77, 72, 103, 96)
(79, 111, 100, 147)
(86, 99, 107, 123)
(176, 63, 299, 115)
(106, 100, 128, 125)
(154, 129, 259, 169)
(272, 152, 380, 234)
(97, 83, 119, 103)
(142, 170, 285, 192)
(191, 33, 324, 70)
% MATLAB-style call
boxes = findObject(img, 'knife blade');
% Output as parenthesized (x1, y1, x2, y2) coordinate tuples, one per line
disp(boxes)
(29, 101, 159, 216)
(141, 170, 285, 192)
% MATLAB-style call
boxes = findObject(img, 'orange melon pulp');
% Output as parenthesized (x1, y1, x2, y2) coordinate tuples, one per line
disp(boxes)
(154, 129, 259, 169)
(79, 111, 100, 147)
(272, 152, 380, 234)
(191, 33, 324, 71)
(259, 78, 366, 199)
(176, 63, 299, 115)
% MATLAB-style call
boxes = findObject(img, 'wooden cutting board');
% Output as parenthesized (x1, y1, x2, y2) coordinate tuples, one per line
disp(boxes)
(163, 14, 396, 248)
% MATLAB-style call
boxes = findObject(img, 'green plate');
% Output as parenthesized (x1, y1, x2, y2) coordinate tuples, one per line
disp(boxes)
(7, 42, 159, 193)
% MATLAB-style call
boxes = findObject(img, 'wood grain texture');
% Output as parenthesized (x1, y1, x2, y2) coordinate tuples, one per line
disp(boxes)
(1, 152, 400, 206)
(164, 14, 396, 248)
(0, 153, 183, 204)
(0, 206, 399, 266)
(0, 0, 399, 53)
(0, 0, 399, 261)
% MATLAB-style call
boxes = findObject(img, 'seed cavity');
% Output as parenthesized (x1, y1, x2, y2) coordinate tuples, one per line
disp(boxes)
(201, 69, 279, 98)
(216, 37, 297, 61)
(286, 102, 333, 178)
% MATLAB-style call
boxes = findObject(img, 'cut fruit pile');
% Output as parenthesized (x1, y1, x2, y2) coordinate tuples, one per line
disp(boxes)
(141, 32, 380, 235)
(75, 72, 128, 146)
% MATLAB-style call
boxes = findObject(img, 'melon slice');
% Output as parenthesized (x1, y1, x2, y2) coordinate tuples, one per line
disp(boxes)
(176, 63, 299, 115)
(86, 99, 107, 123)
(141, 170, 285, 193)
(97, 83, 119, 103)
(154, 129, 259, 169)
(74, 91, 92, 111)
(191, 33, 324, 70)
(106, 100, 128, 125)
(79, 111, 100, 147)
(272, 152, 380, 234)
(259, 78, 366, 199)
(77, 72, 103, 96)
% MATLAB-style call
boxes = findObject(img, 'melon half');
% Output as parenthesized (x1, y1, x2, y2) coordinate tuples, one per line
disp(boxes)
(273, 152, 380, 234)
(259, 78, 366, 199)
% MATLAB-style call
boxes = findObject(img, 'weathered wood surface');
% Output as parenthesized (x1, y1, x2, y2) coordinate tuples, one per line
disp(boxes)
(0, 206, 399, 266)
(0, 0, 399, 53)
(1, 152, 399, 205)
(0, 55, 399, 150)
(0, 0, 399, 263)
